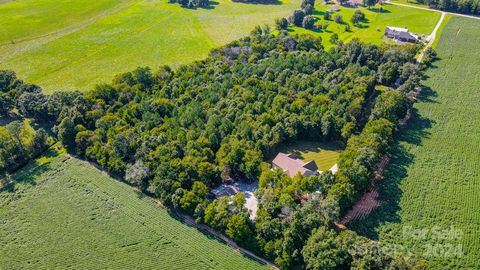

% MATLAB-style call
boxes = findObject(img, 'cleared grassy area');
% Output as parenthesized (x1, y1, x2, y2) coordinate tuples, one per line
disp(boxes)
(0, 151, 271, 269)
(291, 3, 440, 49)
(276, 141, 343, 171)
(351, 17, 480, 269)
(0, 0, 300, 93)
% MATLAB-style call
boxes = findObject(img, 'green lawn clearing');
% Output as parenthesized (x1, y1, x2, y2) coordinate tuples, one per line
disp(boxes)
(0, 150, 271, 269)
(276, 141, 343, 172)
(0, 0, 300, 93)
(350, 17, 480, 269)
(291, 3, 440, 49)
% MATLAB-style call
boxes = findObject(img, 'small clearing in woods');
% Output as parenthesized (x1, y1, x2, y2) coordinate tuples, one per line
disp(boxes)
(275, 141, 343, 172)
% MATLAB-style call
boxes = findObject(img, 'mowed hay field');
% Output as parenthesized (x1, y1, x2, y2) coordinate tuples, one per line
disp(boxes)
(0, 152, 271, 269)
(351, 17, 480, 269)
(0, 0, 300, 93)
(292, 3, 440, 49)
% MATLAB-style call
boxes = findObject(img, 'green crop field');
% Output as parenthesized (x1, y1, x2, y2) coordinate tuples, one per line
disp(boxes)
(350, 17, 480, 269)
(275, 141, 342, 172)
(0, 0, 300, 93)
(291, 3, 440, 49)
(0, 150, 271, 269)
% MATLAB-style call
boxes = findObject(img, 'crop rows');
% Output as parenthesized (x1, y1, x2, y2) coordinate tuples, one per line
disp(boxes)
(351, 16, 480, 269)
(0, 155, 270, 269)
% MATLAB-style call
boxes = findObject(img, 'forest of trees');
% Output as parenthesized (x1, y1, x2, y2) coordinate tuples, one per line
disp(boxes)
(415, 0, 480, 15)
(0, 28, 428, 269)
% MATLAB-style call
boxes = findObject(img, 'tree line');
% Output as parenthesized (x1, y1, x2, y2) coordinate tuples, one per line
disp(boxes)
(416, 0, 480, 15)
(1, 28, 427, 269)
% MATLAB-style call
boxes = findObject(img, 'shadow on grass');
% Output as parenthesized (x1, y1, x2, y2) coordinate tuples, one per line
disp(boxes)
(14, 162, 52, 187)
(368, 6, 392, 13)
(200, 0, 219, 9)
(174, 0, 219, 10)
(417, 86, 439, 104)
(313, 10, 326, 16)
(355, 23, 370, 29)
(348, 90, 435, 239)
(232, 0, 282, 5)
(1, 151, 58, 193)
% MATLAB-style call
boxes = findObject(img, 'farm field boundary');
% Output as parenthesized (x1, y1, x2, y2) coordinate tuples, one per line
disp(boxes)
(350, 16, 480, 269)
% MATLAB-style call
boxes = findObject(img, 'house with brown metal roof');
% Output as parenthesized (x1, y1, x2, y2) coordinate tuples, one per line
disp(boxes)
(384, 26, 420, 43)
(272, 153, 319, 178)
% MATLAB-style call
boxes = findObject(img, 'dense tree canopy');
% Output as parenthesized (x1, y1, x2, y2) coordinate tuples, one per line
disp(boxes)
(0, 28, 425, 269)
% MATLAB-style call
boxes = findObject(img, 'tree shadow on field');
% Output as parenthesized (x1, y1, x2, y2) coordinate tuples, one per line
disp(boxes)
(417, 86, 439, 104)
(312, 10, 326, 16)
(1, 158, 55, 193)
(232, 0, 282, 5)
(368, 6, 392, 13)
(348, 92, 434, 239)
(354, 23, 370, 29)
(200, 0, 219, 10)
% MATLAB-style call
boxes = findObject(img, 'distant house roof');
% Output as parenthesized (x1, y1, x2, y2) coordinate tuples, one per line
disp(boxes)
(384, 26, 419, 43)
(345, 0, 363, 6)
(272, 153, 319, 178)
(386, 26, 409, 32)
(327, 5, 340, 12)
(211, 185, 238, 197)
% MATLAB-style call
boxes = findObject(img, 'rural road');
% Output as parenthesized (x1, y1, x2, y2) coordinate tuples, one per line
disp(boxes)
(417, 11, 445, 63)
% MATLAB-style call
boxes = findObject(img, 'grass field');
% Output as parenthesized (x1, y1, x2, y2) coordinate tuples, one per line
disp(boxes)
(0, 0, 300, 93)
(350, 17, 480, 269)
(0, 150, 271, 269)
(276, 141, 342, 171)
(291, 3, 440, 49)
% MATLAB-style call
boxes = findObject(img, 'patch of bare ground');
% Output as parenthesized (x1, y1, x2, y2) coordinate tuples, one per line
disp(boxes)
(340, 155, 390, 225)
